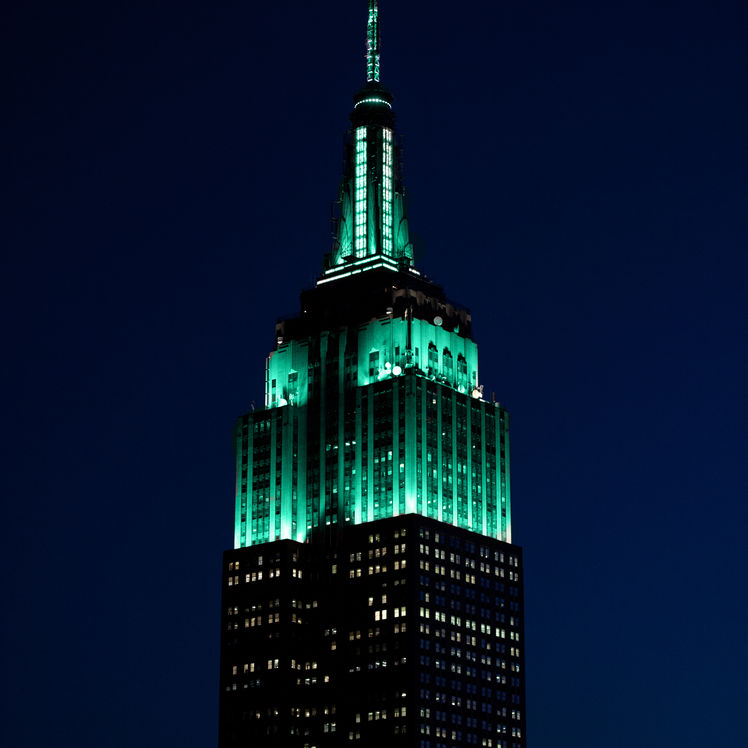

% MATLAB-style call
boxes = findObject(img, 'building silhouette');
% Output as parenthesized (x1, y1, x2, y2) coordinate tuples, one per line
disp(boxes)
(219, 3, 526, 746)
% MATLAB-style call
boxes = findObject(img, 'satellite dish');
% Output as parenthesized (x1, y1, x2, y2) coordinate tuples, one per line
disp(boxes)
(434, 316, 443, 327)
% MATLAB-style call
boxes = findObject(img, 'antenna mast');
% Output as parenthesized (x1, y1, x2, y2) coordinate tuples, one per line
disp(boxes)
(366, 1, 381, 82)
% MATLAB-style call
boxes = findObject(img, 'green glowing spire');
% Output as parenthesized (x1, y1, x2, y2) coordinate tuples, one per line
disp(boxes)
(366, 1, 380, 83)
(323, 1, 415, 277)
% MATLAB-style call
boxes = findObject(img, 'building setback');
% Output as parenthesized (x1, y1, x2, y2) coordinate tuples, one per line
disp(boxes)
(219, 3, 526, 747)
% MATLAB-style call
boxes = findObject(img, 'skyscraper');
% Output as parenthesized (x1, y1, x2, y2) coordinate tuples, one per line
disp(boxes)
(219, 3, 525, 747)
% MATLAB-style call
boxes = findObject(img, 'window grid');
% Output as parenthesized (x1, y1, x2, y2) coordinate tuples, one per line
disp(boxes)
(382, 128, 393, 255)
(355, 127, 368, 255)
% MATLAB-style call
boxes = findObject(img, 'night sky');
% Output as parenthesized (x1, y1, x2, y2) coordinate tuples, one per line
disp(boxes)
(2, 1, 747, 745)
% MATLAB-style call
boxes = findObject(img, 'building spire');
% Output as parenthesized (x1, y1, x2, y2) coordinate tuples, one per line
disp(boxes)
(322, 0, 414, 277)
(366, 0, 380, 83)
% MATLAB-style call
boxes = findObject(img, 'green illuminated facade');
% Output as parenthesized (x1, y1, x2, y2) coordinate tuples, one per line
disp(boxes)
(232, 0, 511, 549)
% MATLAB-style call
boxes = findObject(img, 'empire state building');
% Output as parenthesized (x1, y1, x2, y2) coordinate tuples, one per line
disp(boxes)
(219, 3, 526, 746)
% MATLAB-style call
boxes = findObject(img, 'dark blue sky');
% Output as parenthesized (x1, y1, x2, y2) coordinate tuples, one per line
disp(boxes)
(2, 1, 746, 746)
